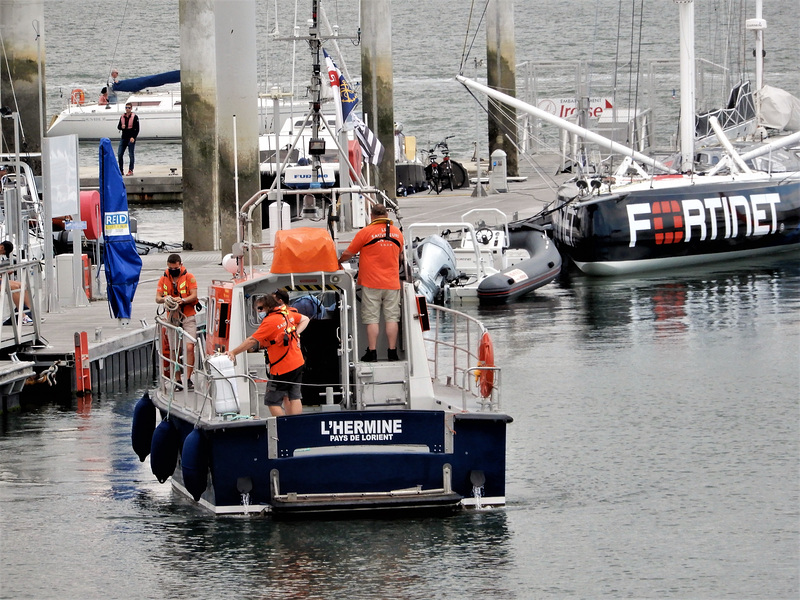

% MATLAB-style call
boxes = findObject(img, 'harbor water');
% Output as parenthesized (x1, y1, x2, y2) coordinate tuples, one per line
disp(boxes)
(1, 252, 798, 599)
(2, 1, 799, 598)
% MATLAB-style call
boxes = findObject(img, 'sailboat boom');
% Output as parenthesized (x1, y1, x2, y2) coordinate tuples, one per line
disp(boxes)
(455, 75, 676, 174)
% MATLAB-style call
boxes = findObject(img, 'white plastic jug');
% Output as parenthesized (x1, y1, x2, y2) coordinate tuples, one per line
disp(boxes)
(207, 354, 240, 414)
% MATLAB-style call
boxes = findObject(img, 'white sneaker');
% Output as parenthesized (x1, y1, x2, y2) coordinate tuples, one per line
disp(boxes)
(22, 315, 33, 325)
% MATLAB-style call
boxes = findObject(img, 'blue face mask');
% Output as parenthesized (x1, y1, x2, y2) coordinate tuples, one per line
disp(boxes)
(257, 311, 266, 321)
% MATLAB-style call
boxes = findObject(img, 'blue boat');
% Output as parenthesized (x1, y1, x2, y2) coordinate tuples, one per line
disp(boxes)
(132, 222, 510, 516)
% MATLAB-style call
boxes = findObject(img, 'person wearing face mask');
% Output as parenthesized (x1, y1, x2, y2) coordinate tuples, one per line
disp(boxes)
(227, 294, 309, 416)
(156, 254, 198, 390)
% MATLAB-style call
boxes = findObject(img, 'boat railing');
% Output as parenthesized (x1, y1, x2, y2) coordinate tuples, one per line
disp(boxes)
(0, 259, 43, 348)
(424, 304, 502, 411)
(156, 317, 262, 421)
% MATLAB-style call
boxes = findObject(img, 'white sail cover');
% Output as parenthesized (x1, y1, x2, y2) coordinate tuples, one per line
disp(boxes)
(757, 85, 800, 131)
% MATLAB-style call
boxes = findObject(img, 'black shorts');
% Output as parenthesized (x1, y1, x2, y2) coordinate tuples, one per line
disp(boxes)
(264, 365, 304, 406)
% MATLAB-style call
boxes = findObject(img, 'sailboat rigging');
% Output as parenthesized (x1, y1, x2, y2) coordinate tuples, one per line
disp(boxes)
(457, 0, 800, 276)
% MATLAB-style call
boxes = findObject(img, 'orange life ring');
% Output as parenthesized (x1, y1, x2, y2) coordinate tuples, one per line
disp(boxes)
(477, 331, 495, 398)
(70, 88, 85, 106)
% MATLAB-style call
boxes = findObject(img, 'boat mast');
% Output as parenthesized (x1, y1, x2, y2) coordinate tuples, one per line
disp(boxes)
(746, 0, 766, 123)
(675, 0, 696, 173)
(309, 0, 324, 187)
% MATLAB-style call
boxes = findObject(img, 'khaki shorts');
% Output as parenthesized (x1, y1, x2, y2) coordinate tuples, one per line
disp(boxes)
(180, 315, 197, 342)
(361, 287, 401, 324)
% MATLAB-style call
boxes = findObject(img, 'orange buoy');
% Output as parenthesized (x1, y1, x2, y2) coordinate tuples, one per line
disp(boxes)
(70, 88, 85, 106)
(477, 331, 495, 398)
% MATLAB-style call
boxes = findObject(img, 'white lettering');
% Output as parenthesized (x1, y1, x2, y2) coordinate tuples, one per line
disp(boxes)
(626, 192, 783, 246)
(751, 193, 780, 235)
(319, 419, 404, 442)
(683, 199, 707, 242)
(627, 203, 652, 247)
(703, 197, 724, 240)
(728, 195, 751, 237)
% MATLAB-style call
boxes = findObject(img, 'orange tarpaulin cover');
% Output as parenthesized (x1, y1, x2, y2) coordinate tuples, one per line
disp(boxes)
(270, 227, 340, 274)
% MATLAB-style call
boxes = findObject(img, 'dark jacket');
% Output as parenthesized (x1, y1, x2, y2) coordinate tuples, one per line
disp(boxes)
(118, 112, 140, 140)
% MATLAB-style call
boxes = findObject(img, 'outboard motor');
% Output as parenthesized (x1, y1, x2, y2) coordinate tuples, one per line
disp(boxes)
(413, 234, 459, 304)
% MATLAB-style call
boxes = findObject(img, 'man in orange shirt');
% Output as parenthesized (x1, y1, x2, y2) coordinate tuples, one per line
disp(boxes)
(156, 254, 198, 389)
(227, 294, 309, 416)
(339, 204, 404, 362)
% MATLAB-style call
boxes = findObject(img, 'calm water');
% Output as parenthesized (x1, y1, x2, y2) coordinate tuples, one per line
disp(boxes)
(1, 252, 798, 599)
(2, 1, 799, 599)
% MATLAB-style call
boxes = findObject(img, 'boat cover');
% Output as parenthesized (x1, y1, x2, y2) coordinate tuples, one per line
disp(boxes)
(114, 71, 180, 93)
(757, 85, 800, 132)
(270, 228, 340, 274)
(98, 138, 142, 319)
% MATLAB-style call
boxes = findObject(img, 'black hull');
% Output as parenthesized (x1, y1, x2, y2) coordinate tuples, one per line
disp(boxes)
(552, 177, 800, 275)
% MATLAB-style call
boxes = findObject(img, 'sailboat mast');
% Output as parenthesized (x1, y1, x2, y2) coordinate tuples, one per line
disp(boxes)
(309, 0, 323, 186)
(675, 0, 696, 173)
(746, 0, 766, 123)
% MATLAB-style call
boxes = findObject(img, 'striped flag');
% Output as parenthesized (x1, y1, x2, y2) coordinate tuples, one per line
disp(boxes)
(353, 117, 385, 165)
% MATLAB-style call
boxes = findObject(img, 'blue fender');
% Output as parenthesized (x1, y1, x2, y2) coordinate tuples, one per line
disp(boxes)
(131, 392, 156, 462)
(181, 428, 209, 502)
(150, 419, 179, 483)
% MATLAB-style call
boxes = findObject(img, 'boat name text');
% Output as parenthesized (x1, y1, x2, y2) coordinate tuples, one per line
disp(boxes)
(627, 192, 781, 246)
(320, 419, 402, 442)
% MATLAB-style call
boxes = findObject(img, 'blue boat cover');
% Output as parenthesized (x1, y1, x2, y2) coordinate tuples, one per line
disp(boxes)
(99, 138, 142, 319)
(114, 70, 180, 93)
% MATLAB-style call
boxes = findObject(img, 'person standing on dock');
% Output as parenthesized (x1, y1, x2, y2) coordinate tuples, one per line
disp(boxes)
(117, 103, 139, 176)
(156, 254, 198, 390)
(226, 294, 309, 416)
(339, 204, 404, 362)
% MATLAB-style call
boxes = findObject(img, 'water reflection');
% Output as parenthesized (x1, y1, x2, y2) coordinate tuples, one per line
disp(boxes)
(143, 510, 512, 599)
(1, 252, 798, 599)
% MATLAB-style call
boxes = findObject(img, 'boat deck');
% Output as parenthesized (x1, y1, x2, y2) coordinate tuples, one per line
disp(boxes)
(8, 156, 563, 403)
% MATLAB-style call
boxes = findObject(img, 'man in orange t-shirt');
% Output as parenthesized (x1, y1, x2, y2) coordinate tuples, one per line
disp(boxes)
(339, 204, 404, 362)
(156, 254, 198, 389)
(227, 294, 309, 416)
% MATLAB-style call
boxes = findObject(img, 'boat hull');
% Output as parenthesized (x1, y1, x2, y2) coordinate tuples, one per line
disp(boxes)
(552, 176, 800, 275)
(47, 98, 182, 141)
(477, 227, 562, 303)
(155, 405, 510, 516)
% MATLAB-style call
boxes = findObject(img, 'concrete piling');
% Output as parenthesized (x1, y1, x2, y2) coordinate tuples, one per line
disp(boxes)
(486, 0, 518, 177)
(0, 0, 47, 159)
(178, 0, 260, 256)
(360, 0, 396, 197)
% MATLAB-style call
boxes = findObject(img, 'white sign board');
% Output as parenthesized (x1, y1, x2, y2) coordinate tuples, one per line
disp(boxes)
(42, 135, 80, 218)
(536, 97, 614, 119)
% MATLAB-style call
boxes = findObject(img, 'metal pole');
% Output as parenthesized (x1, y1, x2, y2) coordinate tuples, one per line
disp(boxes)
(34, 20, 44, 141)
